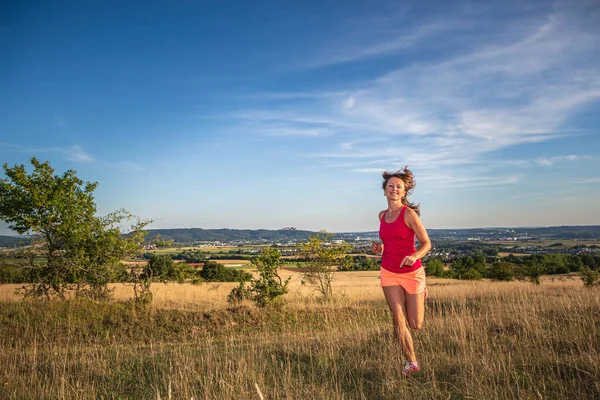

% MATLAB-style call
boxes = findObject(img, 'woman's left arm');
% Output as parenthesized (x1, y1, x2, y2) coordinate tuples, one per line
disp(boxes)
(400, 208, 432, 267)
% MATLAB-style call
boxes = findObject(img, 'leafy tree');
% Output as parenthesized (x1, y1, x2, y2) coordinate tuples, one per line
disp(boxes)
(566, 255, 583, 272)
(0, 251, 32, 283)
(0, 158, 148, 300)
(503, 253, 524, 265)
(488, 262, 515, 281)
(245, 246, 290, 307)
(579, 266, 600, 288)
(200, 260, 251, 282)
(580, 254, 596, 269)
(338, 255, 380, 271)
(450, 256, 474, 279)
(520, 260, 547, 285)
(227, 280, 251, 305)
(543, 254, 569, 274)
(482, 247, 499, 257)
(298, 232, 352, 300)
(425, 257, 445, 277)
(462, 267, 483, 280)
(151, 234, 175, 248)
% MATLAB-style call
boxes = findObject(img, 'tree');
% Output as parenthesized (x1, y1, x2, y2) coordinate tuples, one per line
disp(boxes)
(425, 257, 445, 277)
(0, 158, 148, 300)
(488, 262, 515, 281)
(200, 260, 251, 282)
(520, 260, 547, 285)
(579, 266, 600, 288)
(151, 234, 175, 248)
(298, 232, 352, 300)
(228, 246, 290, 307)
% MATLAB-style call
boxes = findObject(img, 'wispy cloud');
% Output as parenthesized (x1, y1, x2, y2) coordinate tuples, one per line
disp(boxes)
(232, 1, 600, 181)
(303, 19, 459, 69)
(535, 155, 591, 166)
(1, 142, 94, 163)
(61, 145, 94, 163)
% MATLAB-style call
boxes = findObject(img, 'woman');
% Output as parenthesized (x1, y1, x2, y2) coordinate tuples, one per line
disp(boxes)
(371, 167, 431, 375)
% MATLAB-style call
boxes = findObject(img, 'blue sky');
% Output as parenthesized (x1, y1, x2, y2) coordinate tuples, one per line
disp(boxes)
(1, 0, 599, 234)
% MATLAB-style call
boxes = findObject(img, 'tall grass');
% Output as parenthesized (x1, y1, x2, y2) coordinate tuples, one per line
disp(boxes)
(0, 274, 598, 399)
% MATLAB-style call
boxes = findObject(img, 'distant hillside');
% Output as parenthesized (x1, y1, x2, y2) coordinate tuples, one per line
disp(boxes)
(427, 225, 600, 240)
(0, 235, 29, 247)
(145, 228, 319, 243)
(145, 225, 600, 243)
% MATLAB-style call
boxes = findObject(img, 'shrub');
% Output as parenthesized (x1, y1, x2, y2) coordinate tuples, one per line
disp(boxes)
(230, 246, 290, 307)
(227, 281, 251, 305)
(579, 266, 600, 287)
(200, 261, 252, 282)
(488, 262, 515, 281)
(425, 258, 445, 277)
(338, 256, 380, 271)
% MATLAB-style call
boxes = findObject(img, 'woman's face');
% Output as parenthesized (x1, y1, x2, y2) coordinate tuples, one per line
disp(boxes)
(385, 177, 406, 200)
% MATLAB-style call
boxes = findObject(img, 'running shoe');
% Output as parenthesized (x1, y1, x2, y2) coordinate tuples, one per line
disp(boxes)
(403, 361, 421, 375)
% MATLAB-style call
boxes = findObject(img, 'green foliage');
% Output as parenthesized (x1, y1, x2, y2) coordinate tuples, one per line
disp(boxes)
(487, 262, 515, 281)
(227, 281, 251, 305)
(243, 246, 290, 307)
(425, 257, 445, 277)
(482, 247, 499, 257)
(298, 232, 352, 300)
(449, 257, 483, 280)
(200, 261, 252, 282)
(338, 255, 380, 271)
(0, 158, 149, 300)
(462, 267, 483, 280)
(0, 252, 31, 283)
(143, 254, 201, 283)
(579, 266, 600, 288)
(520, 260, 547, 285)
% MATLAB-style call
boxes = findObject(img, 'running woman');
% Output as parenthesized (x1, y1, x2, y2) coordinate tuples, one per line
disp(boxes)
(371, 167, 431, 375)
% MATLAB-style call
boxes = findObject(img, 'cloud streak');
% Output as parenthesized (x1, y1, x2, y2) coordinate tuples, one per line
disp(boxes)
(232, 0, 600, 184)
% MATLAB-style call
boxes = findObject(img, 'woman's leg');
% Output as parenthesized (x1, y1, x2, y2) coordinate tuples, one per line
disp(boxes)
(404, 290, 425, 330)
(382, 285, 417, 362)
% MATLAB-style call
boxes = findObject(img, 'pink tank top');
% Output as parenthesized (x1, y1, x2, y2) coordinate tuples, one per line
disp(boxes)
(379, 206, 422, 274)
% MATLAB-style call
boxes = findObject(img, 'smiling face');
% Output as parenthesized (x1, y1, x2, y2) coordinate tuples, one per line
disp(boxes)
(384, 177, 406, 201)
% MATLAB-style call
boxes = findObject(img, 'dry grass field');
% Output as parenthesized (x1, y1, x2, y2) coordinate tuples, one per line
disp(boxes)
(1, 271, 599, 399)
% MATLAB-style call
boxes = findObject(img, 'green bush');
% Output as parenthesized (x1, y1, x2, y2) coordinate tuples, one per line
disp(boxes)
(425, 258, 445, 277)
(200, 261, 252, 282)
(338, 256, 380, 271)
(462, 267, 483, 280)
(236, 246, 290, 307)
(579, 266, 600, 287)
(488, 262, 515, 281)
(0, 260, 31, 283)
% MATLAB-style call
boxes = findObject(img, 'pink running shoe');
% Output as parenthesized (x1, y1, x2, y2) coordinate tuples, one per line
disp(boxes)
(403, 361, 421, 375)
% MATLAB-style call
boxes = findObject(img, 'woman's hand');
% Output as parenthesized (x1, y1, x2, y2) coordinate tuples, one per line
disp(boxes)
(400, 255, 418, 268)
(371, 242, 383, 254)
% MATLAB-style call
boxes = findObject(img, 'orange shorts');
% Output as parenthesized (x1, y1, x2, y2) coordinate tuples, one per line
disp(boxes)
(380, 267, 426, 294)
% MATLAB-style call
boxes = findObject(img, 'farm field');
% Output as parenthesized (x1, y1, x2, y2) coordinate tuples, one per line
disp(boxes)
(148, 245, 271, 255)
(497, 252, 530, 258)
(488, 239, 598, 247)
(1, 271, 599, 399)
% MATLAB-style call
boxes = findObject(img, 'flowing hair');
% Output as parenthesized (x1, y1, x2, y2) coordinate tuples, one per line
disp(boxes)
(382, 166, 420, 216)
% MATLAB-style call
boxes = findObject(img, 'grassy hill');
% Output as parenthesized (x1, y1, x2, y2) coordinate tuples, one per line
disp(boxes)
(0, 235, 29, 247)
